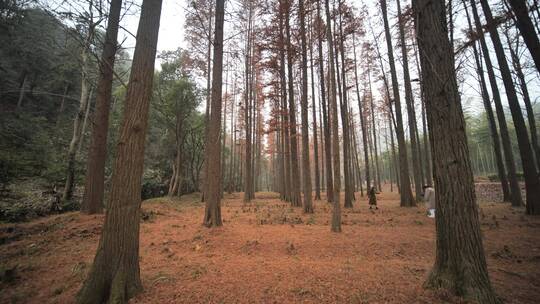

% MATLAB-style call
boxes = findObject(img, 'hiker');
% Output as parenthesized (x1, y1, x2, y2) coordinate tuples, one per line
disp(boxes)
(368, 186, 378, 210)
(423, 185, 435, 218)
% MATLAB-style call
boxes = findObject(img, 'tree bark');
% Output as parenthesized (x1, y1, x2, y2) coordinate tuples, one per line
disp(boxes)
(336, 0, 353, 208)
(243, 4, 254, 202)
(279, 1, 292, 203)
(299, 0, 314, 213)
(285, 0, 302, 207)
(412, 0, 500, 302)
(76, 0, 162, 301)
(81, 0, 123, 214)
(309, 9, 321, 201)
(317, 0, 334, 203)
(324, 0, 341, 232)
(204, 0, 225, 227)
(397, 0, 422, 200)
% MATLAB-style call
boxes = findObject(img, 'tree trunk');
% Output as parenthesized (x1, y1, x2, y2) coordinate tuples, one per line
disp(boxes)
(63, 31, 92, 202)
(76, 0, 162, 301)
(505, 30, 540, 171)
(324, 0, 341, 232)
(317, 0, 334, 203)
(16, 73, 27, 110)
(285, 0, 302, 207)
(397, 0, 422, 200)
(462, 2, 510, 201)
(336, 0, 353, 208)
(412, 1, 500, 302)
(480, 0, 540, 213)
(201, 4, 213, 203)
(381, 0, 415, 206)
(469, 0, 522, 207)
(77, 87, 93, 154)
(352, 32, 371, 193)
(389, 110, 400, 192)
(309, 9, 321, 201)
(204, 0, 225, 227)
(507, 0, 540, 73)
(243, 4, 254, 203)
(299, 0, 313, 213)
(279, 1, 292, 203)
(81, 0, 123, 214)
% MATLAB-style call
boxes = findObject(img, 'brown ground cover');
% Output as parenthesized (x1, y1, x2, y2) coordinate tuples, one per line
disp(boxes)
(1, 187, 539, 303)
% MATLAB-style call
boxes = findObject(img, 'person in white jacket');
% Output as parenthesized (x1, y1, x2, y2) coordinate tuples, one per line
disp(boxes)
(423, 185, 435, 218)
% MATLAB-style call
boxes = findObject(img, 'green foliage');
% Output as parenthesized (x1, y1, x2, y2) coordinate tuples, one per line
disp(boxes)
(145, 49, 205, 195)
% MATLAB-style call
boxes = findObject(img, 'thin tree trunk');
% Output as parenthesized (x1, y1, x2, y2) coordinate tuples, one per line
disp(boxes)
(397, 0, 422, 200)
(309, 9, 321, 201)
(381, 0, 415, 206)
(77, 87, 93, 154)
(63, 30, 92, 202)
(16, 74, 27, 110)
(505, 29, 540, 171)
(462, 1, 510, 201)
(299, 0, 313, 213)
(337, 0, 353, 208)
(353, 32, 371, 193)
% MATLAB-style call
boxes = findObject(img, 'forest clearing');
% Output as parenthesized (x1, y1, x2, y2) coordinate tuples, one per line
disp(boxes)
(2, 0, 540, 302)
(1, 188, 540, 304)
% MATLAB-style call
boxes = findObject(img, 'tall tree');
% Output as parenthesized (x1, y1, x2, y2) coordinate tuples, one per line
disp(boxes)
(469, 0, 522, 207)
(285, 0, 302, 207)
(76, 0, 163, 301)
(336, 0, 353, 208)
(506, 0, 540, 73)
(299, 0, 313, 213)
(279, 0, 292, 203)
(81, 0, 123, 214)
(204, 0, 225, 227)
(480, 0, 540, 214)
(412, 0, 499, 302)
(396, 0, 422, 200)
(317, 0, 334, 203)
(325, 0, 341, 232)
(380, 0, 415, 206)
(462, 0, 510, 202)
(353, 32, 371, 192)
(63, 2, 96, 201)
(243, 2, 255, 202)
(504, 28, 540, 171)
(309, 7, 322, 201)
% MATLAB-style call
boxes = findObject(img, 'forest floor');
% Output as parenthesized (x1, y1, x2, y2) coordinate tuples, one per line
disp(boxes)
(1, 186, 540, 304)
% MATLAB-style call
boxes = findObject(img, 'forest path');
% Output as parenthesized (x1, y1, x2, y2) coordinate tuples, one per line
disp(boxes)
(1, 188, 539, 303)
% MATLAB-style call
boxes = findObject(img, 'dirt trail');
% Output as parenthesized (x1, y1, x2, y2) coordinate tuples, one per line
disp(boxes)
(1, 189, 539, 303)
